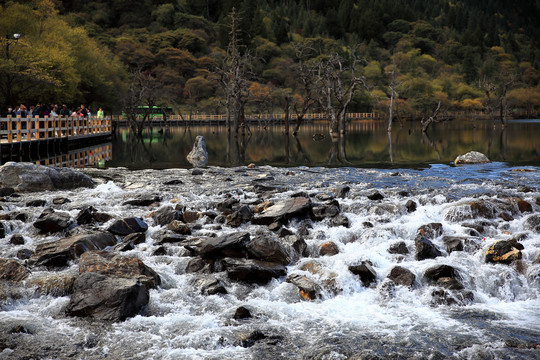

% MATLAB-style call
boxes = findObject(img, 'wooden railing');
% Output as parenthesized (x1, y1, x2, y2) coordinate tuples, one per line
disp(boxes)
(0, 116, 111, 143)
(114, 112, 379, 122)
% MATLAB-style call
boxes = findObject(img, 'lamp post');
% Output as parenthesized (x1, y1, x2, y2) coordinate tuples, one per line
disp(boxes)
(4, 33, 20, 108)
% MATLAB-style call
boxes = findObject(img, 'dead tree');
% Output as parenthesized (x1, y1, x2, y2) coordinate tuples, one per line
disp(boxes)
(479, 70, 515, 127)
(215, 8, 252, 135)
(122, 68, 162, 135)
(291, 41, 318, 136)
(420, 101, 442, 133)
(386, 55, 403, 132)
(314, 49, 369, 137)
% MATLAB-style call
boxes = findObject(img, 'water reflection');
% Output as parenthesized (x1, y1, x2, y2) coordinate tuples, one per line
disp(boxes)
(13, 143, 112, 168)
(106, 119, 540, 169)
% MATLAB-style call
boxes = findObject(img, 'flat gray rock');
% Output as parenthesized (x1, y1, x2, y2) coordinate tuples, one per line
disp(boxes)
(0, 162, 95, 192)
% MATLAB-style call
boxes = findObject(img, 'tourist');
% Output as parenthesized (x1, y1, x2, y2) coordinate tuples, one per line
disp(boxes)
(80, 104, 88, 117)
(50, 105, 59, 117)
(97, 107, 104, 119)
(41, 105, 50, 117)
(16, 104, 27, 117)
(60, 104, 71, 117)
(5, 107, 16, 117)
(32, 104, 42, 117)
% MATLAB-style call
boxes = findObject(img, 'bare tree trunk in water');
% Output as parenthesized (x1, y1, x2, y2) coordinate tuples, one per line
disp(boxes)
(284, 96, 290, 136)
(388, 131, 394, 164)
(293, 114, 303, 136)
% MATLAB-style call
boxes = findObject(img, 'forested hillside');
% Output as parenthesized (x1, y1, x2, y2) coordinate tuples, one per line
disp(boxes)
(1, 0, 539, 123)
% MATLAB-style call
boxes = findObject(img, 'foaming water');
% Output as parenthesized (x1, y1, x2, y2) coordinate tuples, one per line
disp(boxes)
(1, 164, 539, 359)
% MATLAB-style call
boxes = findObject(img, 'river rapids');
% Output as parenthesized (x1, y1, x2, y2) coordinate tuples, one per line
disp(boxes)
(1, 163, 539, 360)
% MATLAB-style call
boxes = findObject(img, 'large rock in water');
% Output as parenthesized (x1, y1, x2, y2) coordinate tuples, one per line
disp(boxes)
(485, 239, 523, 264)
(0, 162, 95, 192)
(65, 272, 149, 322)
(30, 231, 117, 267)
(107, 217, 148, 236)
(65, 251, 160, 322)
(0, 259, 30, 282)
(199, 232, 251, 259)
(454, 151, 490, 165)
(252, 197, 311, 225)
(78, 251, 161, 289)
(222, 258, 287, 284)
(186, 135, 208, 167)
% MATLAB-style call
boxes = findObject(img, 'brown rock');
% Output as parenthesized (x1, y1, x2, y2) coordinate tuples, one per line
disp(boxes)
(388, 266, 415, 287)
(319, 241, 339, 256)
(286, 274, 322, 300)
(182, 211, 200, 223)
(0, 259, 30, 282)
(252, 197, 311, 225)
(78, 251, 161, 289)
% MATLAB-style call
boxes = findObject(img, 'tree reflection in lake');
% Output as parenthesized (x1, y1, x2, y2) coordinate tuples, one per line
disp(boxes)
(106, 119, 540, 169)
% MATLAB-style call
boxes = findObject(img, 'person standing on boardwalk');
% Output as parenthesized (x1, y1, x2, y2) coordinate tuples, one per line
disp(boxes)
(97, 107, 104, 119)
(80, 104, 88, 117)
(16, 104, 27, 117)
(60, 104, 71, 117)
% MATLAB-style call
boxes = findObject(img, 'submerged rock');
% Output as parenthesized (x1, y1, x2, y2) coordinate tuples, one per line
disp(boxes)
(0, 162, 95, 192)
(454, 151, 490, 165)
(186, 135, 208, 167)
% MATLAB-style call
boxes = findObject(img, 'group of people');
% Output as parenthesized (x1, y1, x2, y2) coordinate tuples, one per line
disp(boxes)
(3, 104, 105, 118)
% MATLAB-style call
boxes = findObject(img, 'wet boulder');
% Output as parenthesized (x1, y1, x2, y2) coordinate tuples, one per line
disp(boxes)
(454, 151, 490, 165)
(76, 206, 111, 225)
(286, 274, 322, 300)
(78, 250, 161, 289)
(122, 196, 160, 207)
(182, 210, 200, 223)
(65, 272, 149, 322)
(199, 232, 250, 259)
(0, 162, 95, 192)
(415, 236, 443, 261)
(191, 275, 227, 295)
(186, 135, 208, 167)
(107, 217, 148, 236)
(26, 272, 76, 296)
(524, 214, 540, 233)
(167, 220, 191, 235)
(423, 265, 459, 284)
(485, 239, 523, 264)
(233, 306, 252, 320)
(349, 262, 377, 286)
(387, 266, 415, 287)
(281, 235, 308, 260)
(405, 200, 417, 213)
(9, 234, 24, 245)
(26, 199, 46, 207)
(222, 258, 286, 284)
(388, 241, 409, 255)
(227, 205, 254, 227)
(30, 231, 117, 267)
(442, 236, 464, 253)
(319, 241, 339, 256)
(367, 191, 384, 201)
(252, 197, 311, 225)
(33, 208, 72, 233)
(152, 206, 182, 227)
(417, 223, 443, 239)
(331, 214, 350, 227)
(246, 236, 291, 265)
(0, 259, 30, 282)
(431, 289, 474, 306)
(311, 204, 340, 221)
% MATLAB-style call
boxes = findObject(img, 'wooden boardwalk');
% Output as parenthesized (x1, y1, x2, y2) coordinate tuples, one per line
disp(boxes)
(0, 116, 111, 144)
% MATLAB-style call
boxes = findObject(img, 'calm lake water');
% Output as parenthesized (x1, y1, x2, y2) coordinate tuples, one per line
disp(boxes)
(105, 119, 540, 169)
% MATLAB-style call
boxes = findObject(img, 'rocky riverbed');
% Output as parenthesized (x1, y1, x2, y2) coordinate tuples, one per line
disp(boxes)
(0, 162, 539, 359)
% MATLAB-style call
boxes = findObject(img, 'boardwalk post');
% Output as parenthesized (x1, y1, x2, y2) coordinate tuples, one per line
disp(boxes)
(16, 117, 21, 142)
(35, 116, 40, 139)
(7, 116, 13, 143)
